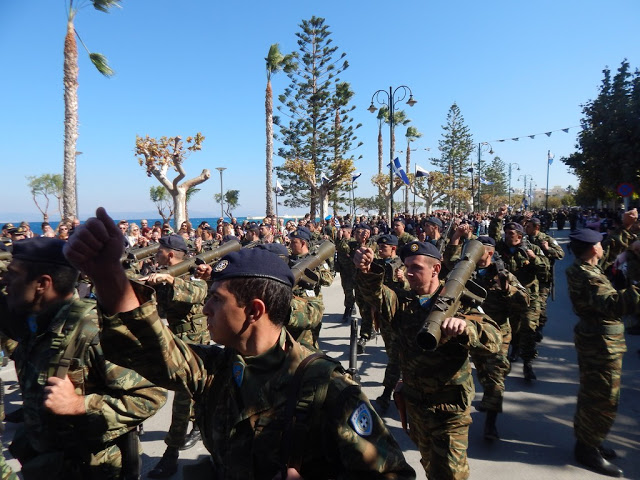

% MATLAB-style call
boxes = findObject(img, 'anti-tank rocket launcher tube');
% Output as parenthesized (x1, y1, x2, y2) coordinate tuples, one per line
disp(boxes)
(163, 239, 242, 278)
(291, 240, 335, 288)
(416, 239, 487, 351)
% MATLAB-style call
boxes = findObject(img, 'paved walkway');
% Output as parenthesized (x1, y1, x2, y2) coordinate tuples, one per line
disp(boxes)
(2, 227, 639, 478)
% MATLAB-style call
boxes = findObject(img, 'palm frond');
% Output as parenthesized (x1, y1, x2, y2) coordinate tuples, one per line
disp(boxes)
(89, 53, 114, 77)
(92, 0, 122, 13)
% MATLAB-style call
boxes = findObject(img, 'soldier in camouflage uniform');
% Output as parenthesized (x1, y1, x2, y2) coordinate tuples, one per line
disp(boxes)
(392, 219, 416, 249)
(445, 234, 530, 440)
(287, 227, 333, 348)
(335, 222, 357, 322)
(355, 241, 501, 480)
(370, 234, 409, 413)
(525, 217, 565, 339)
(0, 378, 18, 480)
(566, 228, 640, 477)
(142, 234, 211, 478)
(599, 208, 638, 275)
(66, 211, 416, 480)
(495, 222, 549, 381)
(0, 237, 166, 480)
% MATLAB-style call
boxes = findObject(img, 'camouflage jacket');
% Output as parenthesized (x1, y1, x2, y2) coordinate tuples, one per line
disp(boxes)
(100, 283, 416, 480)
(528, 231, 565, 263)
(565, 259, 639, 358)
(357, 264, 501, 410)
(154, 276, 209, 340)
(395, 232, 416, 249)
(335, 239, 376, 279)
(0, 294, 166, 461)
(373, 256, 409, 294)
(286, 295, 324, 349)
(445, 244, 530, 326)
(600, 227, 638, 273)
(495, 239, 549, 296)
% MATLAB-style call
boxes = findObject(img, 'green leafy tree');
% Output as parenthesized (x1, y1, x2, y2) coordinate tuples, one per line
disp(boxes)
(276, 16, 359, 219)
(563, 60, 640, 205)
(27, 174, 64, 221)
(431, 103, 474, 212)
(63, 0, 121, 220)
(411, 171, 451, 214)
(149, 186, 173, 224)
(265, 44, 297, 217)
(214, 190, 240, 218)
(136, 133, 210, 230)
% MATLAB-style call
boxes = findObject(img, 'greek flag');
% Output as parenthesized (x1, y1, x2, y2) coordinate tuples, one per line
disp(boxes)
(352, 172, 362, 182)
(548, 151, 554, 165)
(415, 165, 429, 177)
(275, 180, 284, 194)
(388, 157, 410, 185)
(480, 177, 494, 185)
(334, 217, 340, 227)
(321, 172, 330, 183)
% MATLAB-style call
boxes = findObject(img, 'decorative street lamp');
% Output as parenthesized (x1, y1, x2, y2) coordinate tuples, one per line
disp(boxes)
(507, 162, 520, 207)
(476, 142, 494, 213)
(215, 167, 227, 220)
(368, 86, 417, 220)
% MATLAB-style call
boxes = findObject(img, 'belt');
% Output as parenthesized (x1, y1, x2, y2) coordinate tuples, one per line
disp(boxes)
(400, 384, 462, 406)
(172, 318, 206, 335)
(575, 321, 625, 335)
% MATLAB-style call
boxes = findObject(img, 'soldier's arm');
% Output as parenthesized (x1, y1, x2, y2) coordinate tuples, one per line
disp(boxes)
(317, 263, 334, 287)
(544, 235, 565, 260)
(324, 374, 416, 479)
(170, 276, 208, 304)
(449, 310, 502, 355)
(575, 265, 640, 316)
(288, 295, 324, 332)
(83, 345, 168, 444)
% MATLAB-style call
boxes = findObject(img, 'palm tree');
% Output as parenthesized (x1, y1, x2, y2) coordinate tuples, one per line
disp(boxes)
(63, 0, 120, 220)
(404, 126, 422, 212)
(265, 44, 296, 217)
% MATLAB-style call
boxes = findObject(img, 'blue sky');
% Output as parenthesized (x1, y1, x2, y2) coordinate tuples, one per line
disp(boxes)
(1, 0, 638, 221)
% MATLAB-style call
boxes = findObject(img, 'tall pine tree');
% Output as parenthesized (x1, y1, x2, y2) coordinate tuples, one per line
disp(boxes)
(276, 17, 360, 219)
(431, 103, 474, 212)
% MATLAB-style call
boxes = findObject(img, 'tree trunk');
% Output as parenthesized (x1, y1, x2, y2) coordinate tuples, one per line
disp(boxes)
(173, 187, 187, 231)
(265, 80, 274, 217)
(63, 20, 79, 220)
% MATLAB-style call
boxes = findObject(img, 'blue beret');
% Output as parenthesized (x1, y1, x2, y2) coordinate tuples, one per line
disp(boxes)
(477, 236, 496, 247)
(159, 234, 188, 253)
(400, 241, 442, 262)
(569, 228, 603, 244)
(255, 242, 290, 260)
(340, 223, 352, 229)
(211, 248, 294, 287)
(377, 234, 398, 246)
(12, 237, 74, 267)
(289, 227, 311, 242)
(393, 218, 405, 225)
(504, 222, 524, 234)
(356, 223, 372, 232)
(424, 217, 443, 229)
(528, 217, 541, 225)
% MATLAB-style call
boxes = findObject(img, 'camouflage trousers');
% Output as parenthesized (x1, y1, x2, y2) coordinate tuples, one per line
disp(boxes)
(355, 286, 374, 340)
(537, 285, 550, 329)
(574, 353, 623, 448)
(0, 449, 17, 480)
(340, 272, 356, 310)
(471, 322, 512, 412)
(165, 327, 210, 448)
(376, 314, 401, 389)
(407, 403, 471, 480)
(510, 298, 540, 361)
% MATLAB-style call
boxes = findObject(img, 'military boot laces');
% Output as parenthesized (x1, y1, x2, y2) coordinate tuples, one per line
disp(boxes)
(575, 442, 623, 477)
(483, 411, 499, 441)
(147, 447, 179, 479)
(523, 361, 536, 382)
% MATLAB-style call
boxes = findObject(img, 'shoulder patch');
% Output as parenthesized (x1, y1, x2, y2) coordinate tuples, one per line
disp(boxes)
(232, 361, 244, 387)
(349, 402, 373, 437)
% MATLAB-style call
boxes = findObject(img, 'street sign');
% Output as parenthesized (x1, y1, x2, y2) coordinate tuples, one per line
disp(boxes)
(616, 183, 633, 197)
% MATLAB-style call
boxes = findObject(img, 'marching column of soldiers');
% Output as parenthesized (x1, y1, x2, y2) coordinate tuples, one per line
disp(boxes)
(0, 204, 637, 479)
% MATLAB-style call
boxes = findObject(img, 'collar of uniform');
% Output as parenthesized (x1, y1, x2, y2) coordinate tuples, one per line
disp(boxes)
(37, 295, 77, 336)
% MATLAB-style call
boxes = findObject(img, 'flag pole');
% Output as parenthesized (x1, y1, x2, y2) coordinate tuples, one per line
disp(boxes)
(546, 150, 551, 210)
(413, 164, 417, 216)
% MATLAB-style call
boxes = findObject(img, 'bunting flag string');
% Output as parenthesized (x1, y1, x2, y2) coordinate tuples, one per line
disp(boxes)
(492, 125, 580, 143)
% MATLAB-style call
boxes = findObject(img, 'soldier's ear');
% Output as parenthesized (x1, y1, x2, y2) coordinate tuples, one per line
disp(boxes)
(246, 298, 266, 323)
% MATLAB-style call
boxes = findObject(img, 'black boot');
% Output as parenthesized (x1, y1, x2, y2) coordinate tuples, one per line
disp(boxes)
(507, 344, 519, 362)
(523, 361, 537, 382)
(342, 305, 354, 323)
(575, 441, 623, 477)
(180, 424, 201, 451)
(484, 411, 499, 441)
(147, 447, 179, 479)
(375, 387, 393, 414)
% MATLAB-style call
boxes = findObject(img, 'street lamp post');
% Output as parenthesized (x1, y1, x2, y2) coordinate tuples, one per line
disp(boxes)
(477, 142, 494, 213)
(507, 162, 520, 207)
(215, 167, 226, 220)
(369, 86, 417, 221)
